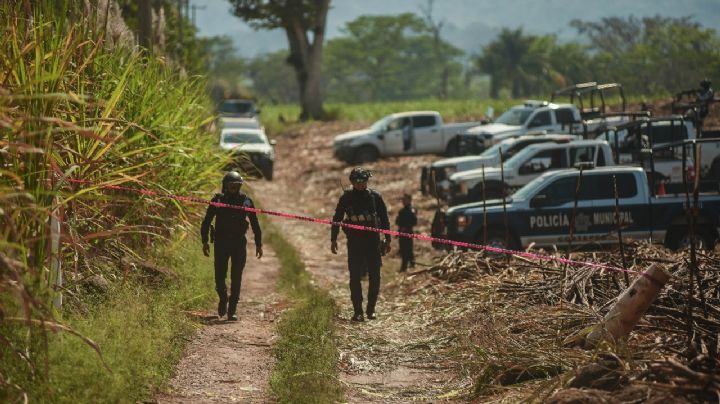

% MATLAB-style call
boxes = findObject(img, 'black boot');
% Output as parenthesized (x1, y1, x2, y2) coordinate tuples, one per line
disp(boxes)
(351, 313, 365, 322)
(227, 300, 238, 321)
(217, 292, 228, 318)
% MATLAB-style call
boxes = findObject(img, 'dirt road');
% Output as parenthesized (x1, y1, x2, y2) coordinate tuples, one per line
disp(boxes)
(252, 121, 472, 402)
(156, 245, 281, 403)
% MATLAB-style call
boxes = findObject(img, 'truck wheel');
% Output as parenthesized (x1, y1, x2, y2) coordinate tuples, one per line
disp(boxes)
(445, 139, 460, 157)
(479, 230, 519, 252)
(665, 226, 717, 251)
(354, 145, 379, 163)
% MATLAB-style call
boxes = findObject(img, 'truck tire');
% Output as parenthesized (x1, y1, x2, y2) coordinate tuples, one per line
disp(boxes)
(664, 226, 717, 251)
(354, 145, 379, 163)
(478, 230, 520, 252)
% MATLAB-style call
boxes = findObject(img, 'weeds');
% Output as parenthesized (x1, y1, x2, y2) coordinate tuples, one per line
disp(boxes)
(260, 217, 343, 403)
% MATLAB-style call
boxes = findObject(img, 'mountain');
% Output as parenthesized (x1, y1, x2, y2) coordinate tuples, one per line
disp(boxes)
(191, 0, 720, 56)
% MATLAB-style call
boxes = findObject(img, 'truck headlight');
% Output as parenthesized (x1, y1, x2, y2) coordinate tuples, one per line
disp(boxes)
(456, 215, 471, 232)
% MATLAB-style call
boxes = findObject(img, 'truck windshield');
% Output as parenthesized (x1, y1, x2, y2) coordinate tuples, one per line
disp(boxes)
(511, 175, 549, 200)
(479, 141, 512, 158)
(495, 109, 532, 126)
(370, 117, 391, 132)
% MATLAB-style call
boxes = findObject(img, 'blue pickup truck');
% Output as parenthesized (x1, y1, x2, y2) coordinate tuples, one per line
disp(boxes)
(441, 166, 720, 251)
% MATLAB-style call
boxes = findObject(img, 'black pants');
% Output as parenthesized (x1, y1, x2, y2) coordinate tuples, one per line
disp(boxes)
(347, 236, 382, 315)
(399, 236, 415, 272)
(214, 238, 247, 314)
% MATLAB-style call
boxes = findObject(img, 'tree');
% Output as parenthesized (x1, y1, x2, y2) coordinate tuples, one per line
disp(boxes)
(228, 0, 330, 120)
(476, 28, 539, 98)
(420, 0, 449, 99)
(322, 13, 464, 102)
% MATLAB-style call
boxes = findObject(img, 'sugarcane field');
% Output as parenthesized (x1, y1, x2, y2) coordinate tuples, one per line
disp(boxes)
(2, 1, 720, 403)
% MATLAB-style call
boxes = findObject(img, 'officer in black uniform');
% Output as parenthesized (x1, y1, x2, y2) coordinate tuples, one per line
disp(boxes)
(696, 78, 714, 128)
(331, 168, 391, 322)
(201, 171, 263, 321)
(396, 193, 418, 272)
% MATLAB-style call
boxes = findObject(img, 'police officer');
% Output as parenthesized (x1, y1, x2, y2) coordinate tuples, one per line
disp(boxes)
(697, 78, 714, 127)
(396, 193, 417, 272)
(331, 168, 391, 322)
(201, 171, 263, 321)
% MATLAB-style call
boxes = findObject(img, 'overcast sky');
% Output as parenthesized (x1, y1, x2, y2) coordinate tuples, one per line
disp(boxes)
(189, 0, 720, 57)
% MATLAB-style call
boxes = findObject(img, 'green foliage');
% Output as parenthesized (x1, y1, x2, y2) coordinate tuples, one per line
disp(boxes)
(571, 16, 720, 94)
(323, 13, 466, 102)
(259, 218, 343, 403)
(477, 17, 720, 98)
(0, 1, 224, 398)
(0, 238, 215, 403)
(246, 50, 299, 104)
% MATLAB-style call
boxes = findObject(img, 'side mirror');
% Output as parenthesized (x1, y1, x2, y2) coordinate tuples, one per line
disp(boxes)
(269, 139, 277, 146)
(530, 194, 547, 208)
(255, 108, 261, 114)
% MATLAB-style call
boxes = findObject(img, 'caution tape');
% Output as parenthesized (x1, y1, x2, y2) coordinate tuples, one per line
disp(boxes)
(67, 178, 639, 275)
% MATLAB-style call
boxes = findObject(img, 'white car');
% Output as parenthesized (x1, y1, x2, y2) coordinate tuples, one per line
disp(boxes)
(220, 128, 276, 180)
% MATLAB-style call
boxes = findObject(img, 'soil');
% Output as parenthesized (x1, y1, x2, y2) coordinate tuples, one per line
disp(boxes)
(155, 245, 281, 403)
(252, 120, 473, 402)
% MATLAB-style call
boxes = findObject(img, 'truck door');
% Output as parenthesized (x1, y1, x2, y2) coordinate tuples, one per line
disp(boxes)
(586, 173, 651, 243)
(525, 176, 595, 248)
(514, 148, 565, 189)
(569, 145, 597, 167)
(413, 114, 442, 154)
(383, 117, 405, 155)
(526, 110, 553, 132)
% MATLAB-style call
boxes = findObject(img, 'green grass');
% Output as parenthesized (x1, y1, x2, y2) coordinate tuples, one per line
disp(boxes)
(0, 236, 215, 403)
(259, 98, 520, 135)
(260, 217, 343, 403)
(258, 94, 666, 136)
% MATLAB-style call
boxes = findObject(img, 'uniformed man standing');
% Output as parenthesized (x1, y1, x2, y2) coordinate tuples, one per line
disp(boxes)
(396, 193, 417, 272)
(331, 168, 391, 322)
(201, 171, 263, 321)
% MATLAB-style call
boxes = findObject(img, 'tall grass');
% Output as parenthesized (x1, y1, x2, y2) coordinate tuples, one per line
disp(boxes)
(1, 1, 224, 400)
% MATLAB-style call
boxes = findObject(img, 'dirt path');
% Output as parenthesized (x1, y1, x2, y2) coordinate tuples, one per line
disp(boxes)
(253, 122, 472, 402)
(156, 245, 281, 403)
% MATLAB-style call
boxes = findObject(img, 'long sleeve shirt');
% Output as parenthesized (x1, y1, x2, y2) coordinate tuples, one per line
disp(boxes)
(331, 189, 390, 243)
(201, 193, 262, 247)
(395, 205, 418, 232)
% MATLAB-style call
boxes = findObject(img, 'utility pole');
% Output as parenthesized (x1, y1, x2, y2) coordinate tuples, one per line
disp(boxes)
(191, 4, 207, 27)
(176, 0, 183, 61)
(138, 0, 152, 50)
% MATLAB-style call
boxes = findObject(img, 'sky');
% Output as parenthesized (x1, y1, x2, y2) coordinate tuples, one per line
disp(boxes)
(189, 0, 720, 57)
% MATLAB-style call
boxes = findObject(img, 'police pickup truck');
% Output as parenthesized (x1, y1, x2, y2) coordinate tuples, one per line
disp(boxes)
(421, 133, 580, 198)
(448, 139, 615, 206)
(332, 111, 483, 163)
(443, 166, 720, 251)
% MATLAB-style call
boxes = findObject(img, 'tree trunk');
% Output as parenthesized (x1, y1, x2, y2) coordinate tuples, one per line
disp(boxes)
(284, 0, 329, 121)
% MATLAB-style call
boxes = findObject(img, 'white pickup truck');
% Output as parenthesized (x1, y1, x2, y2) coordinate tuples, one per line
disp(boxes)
(455, 100, 629, 155)
(448, 139, 615, 206)
(333, 111, 483, 163)
(422, 134, 581, 198)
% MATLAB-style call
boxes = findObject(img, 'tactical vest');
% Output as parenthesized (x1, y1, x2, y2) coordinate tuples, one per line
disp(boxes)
(212, 193, 251, 239)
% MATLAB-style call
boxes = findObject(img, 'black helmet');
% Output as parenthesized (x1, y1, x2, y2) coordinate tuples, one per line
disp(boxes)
(349, 167, 372, 183)
(700, 78, 711, 89)
(222, 171, 244, 185)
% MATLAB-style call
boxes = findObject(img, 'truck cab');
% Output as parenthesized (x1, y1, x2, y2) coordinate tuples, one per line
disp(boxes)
(459, 101, 581, 152)
(448, 140, 614, 205)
